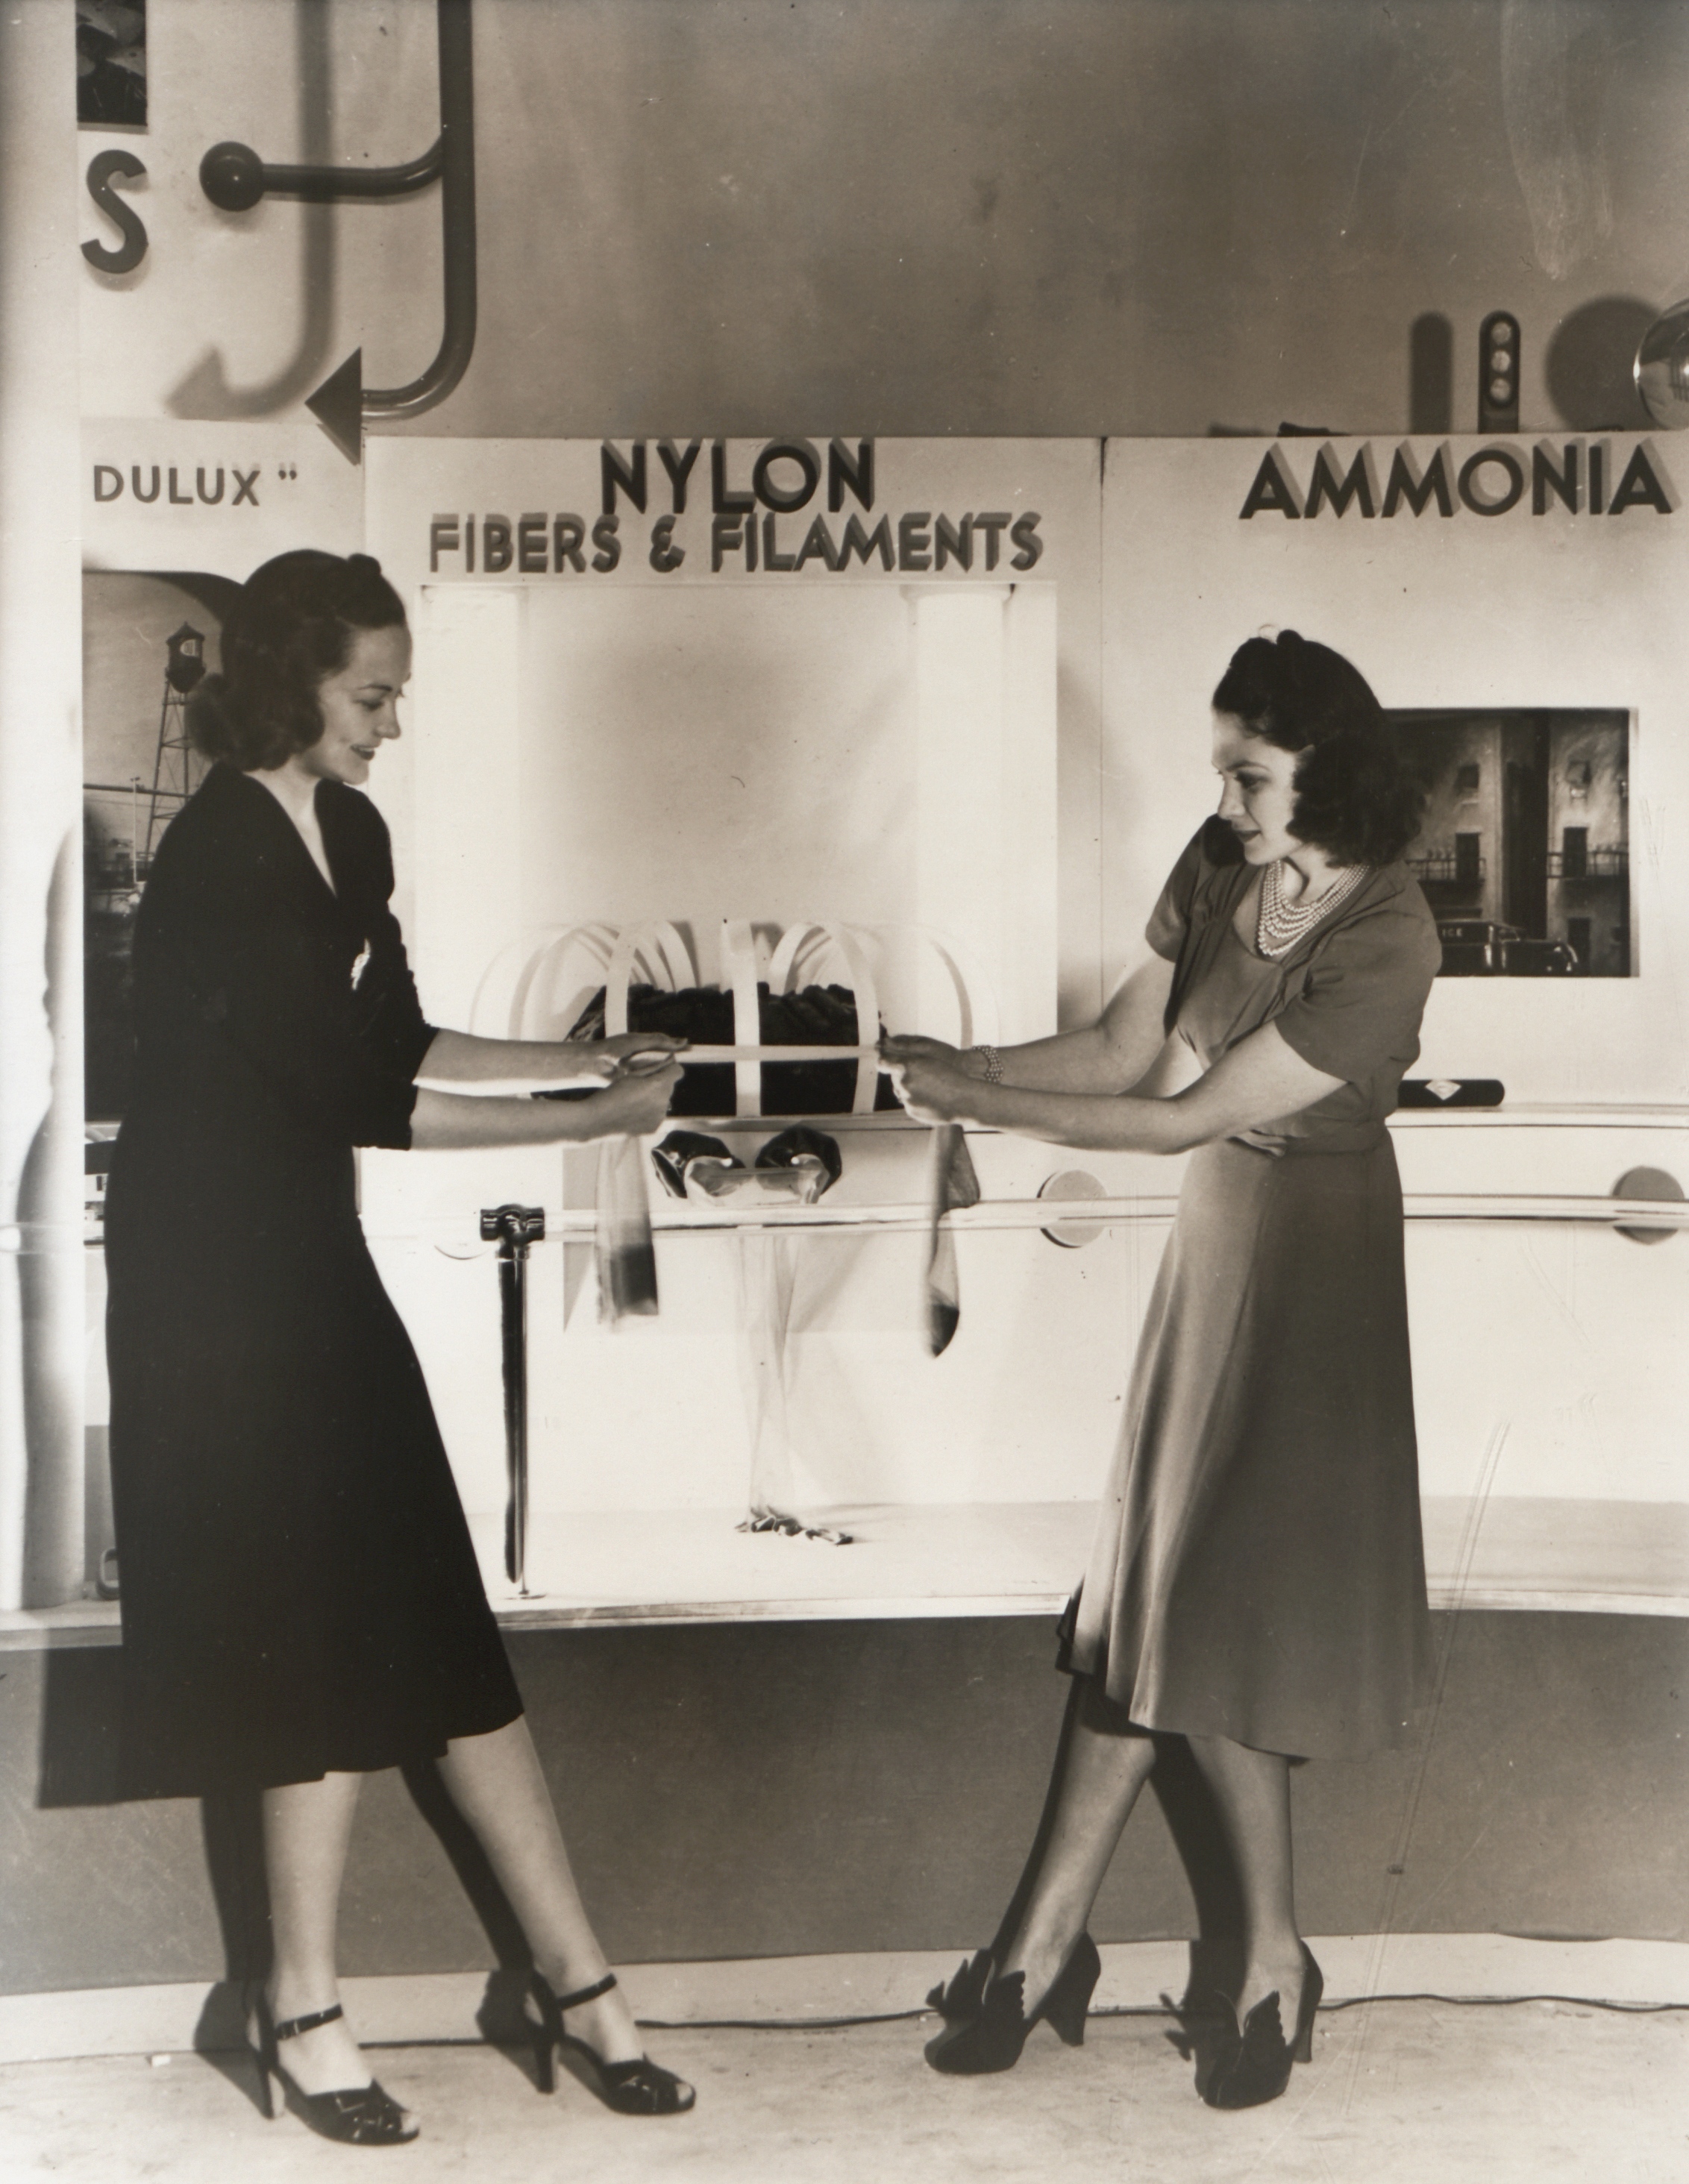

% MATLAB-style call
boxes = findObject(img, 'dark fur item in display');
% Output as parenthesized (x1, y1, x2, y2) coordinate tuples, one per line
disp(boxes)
(567, 984, 901, 1116)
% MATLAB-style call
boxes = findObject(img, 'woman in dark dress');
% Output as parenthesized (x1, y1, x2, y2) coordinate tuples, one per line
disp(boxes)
(883, 631, 1438, 2110)
(106, 550, 689, 2144)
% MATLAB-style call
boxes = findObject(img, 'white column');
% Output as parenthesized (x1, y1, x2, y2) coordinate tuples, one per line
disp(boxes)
(408, 585, 527, 1031)
(1002, 583, 1060, 1040)
(0, 0, 86, 1607)
(909, 584, 1058, 1043)
(912, 586, 1007, 1039)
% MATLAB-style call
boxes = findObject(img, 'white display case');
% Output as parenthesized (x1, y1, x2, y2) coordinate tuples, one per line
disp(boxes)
(39, 433, 1689, 1648)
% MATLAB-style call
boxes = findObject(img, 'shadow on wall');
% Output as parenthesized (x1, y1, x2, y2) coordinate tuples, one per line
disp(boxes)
(164, 0, 337, 419)
(1409, 313, 1455, 436)
(1207, 301, 1658, 441)
(36, 1643, 542, 2048)
(1545, 296, 1655, 430)
(33, 1635, 1250, 2017)
(16, 1617, 1689, 1999)
(989, 1684, 1247, 2011)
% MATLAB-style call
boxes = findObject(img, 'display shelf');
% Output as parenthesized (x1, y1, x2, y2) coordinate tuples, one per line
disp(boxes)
(463, 1494, 1689, 1630)
(1388, 1104, 1689, 1130)
(7, 1496, 1682, 1651)
(0, 1599, 121, 1651)
(1420, 1496, 1689, 1617)
(468, 1503, 1094, 1628)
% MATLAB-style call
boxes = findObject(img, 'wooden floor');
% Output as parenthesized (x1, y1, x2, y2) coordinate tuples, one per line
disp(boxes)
(1, 1992, 1683, 2184)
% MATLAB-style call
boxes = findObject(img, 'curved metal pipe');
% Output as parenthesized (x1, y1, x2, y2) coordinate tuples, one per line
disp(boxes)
(498, 1190, 1689, 1237)
(199, 136, 442, 209)
(198, 0, 477, 427)
(365, 0, 476, 418)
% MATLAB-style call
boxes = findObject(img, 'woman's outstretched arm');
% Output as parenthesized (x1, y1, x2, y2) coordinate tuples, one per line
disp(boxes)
(882, 954, 1175, 1097)
(409, 1063, 682, 1149)
(888, 1020, 1342, 1155)
(417, 1026, 685, 1091)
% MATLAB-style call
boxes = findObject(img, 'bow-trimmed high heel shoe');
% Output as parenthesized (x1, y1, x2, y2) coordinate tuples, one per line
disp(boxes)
(528, 1971, 695, 2115)
(1203, 1944, 1323, 2109)
(923, 1933, 1102, 2075)
(248, 1994, 419, 2146)
(927, 1946, 995, 2026)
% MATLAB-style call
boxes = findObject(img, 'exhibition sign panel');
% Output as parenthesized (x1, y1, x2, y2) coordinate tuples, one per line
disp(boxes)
(74, 428, 1689, 1574)
(366, 438, 1102, 1041)
(1097, 438, 1689, 1518)
(353, 438, 1124, 1547)
(1100, 434, 1688, 1106)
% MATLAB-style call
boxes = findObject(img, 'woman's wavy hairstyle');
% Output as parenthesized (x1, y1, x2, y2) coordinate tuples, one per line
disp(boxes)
(1212, 629, 1423, 867)
(187, 550, 407, 772)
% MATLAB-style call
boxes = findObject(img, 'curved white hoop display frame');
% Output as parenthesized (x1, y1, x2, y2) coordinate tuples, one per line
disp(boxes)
(603, 920, 701, 1035)
(470, 917, 996, 1114)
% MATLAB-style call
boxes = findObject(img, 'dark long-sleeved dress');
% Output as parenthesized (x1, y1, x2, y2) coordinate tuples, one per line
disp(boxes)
(1061, 823, 1442, 1760)
(105, 764, 522, 1798)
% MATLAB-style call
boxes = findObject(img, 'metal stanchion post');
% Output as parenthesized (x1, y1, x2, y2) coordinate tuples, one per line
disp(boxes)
(480, 1204, 545, 1595)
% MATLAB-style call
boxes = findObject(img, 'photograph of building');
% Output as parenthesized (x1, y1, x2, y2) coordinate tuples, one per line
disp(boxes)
(1398, 708, 1632, 976)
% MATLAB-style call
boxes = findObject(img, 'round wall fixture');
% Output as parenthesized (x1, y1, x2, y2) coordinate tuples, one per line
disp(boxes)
(1613, 1166, 1684, 1244)
(1038, 1170, 1109, 1248)
(1635, 299, 1689, 429)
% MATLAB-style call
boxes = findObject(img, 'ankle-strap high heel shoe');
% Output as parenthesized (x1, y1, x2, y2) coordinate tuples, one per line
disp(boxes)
(248, 1994, 419, 2145)
(528, 1971, 695, 2115)
(923, 1933, 1102, 2075)
(1203, 1945, 1323, 2109)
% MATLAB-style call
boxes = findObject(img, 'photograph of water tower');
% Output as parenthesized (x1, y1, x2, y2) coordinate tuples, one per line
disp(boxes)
(81, 572, 235, 1133)
(1391, 709, 1632, 977)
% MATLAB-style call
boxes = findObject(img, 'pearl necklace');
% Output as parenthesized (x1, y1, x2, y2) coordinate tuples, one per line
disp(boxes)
(1256, 859, 1368, 958)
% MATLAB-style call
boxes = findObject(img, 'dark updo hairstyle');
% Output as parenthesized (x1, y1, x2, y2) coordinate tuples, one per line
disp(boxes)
(1211, 629, 1423, 867)
(187, 550, 407, 772)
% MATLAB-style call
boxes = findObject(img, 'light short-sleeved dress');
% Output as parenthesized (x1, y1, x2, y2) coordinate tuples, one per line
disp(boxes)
(1061, 821, 1442, 1759)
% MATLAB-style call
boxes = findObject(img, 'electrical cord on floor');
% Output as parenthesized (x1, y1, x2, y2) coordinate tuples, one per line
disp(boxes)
(617, 1992, 1689, 2032)
(383, 1992, 1689, 2055)
(1285, 1992, 1689, 2018)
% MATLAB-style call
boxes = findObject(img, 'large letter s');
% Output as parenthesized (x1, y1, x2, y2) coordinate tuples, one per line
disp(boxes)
(83, 150, 148, 275)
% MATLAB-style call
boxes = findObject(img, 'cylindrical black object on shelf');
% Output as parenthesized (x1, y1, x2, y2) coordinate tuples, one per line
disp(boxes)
(1397, 1080, 1505, 1108)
